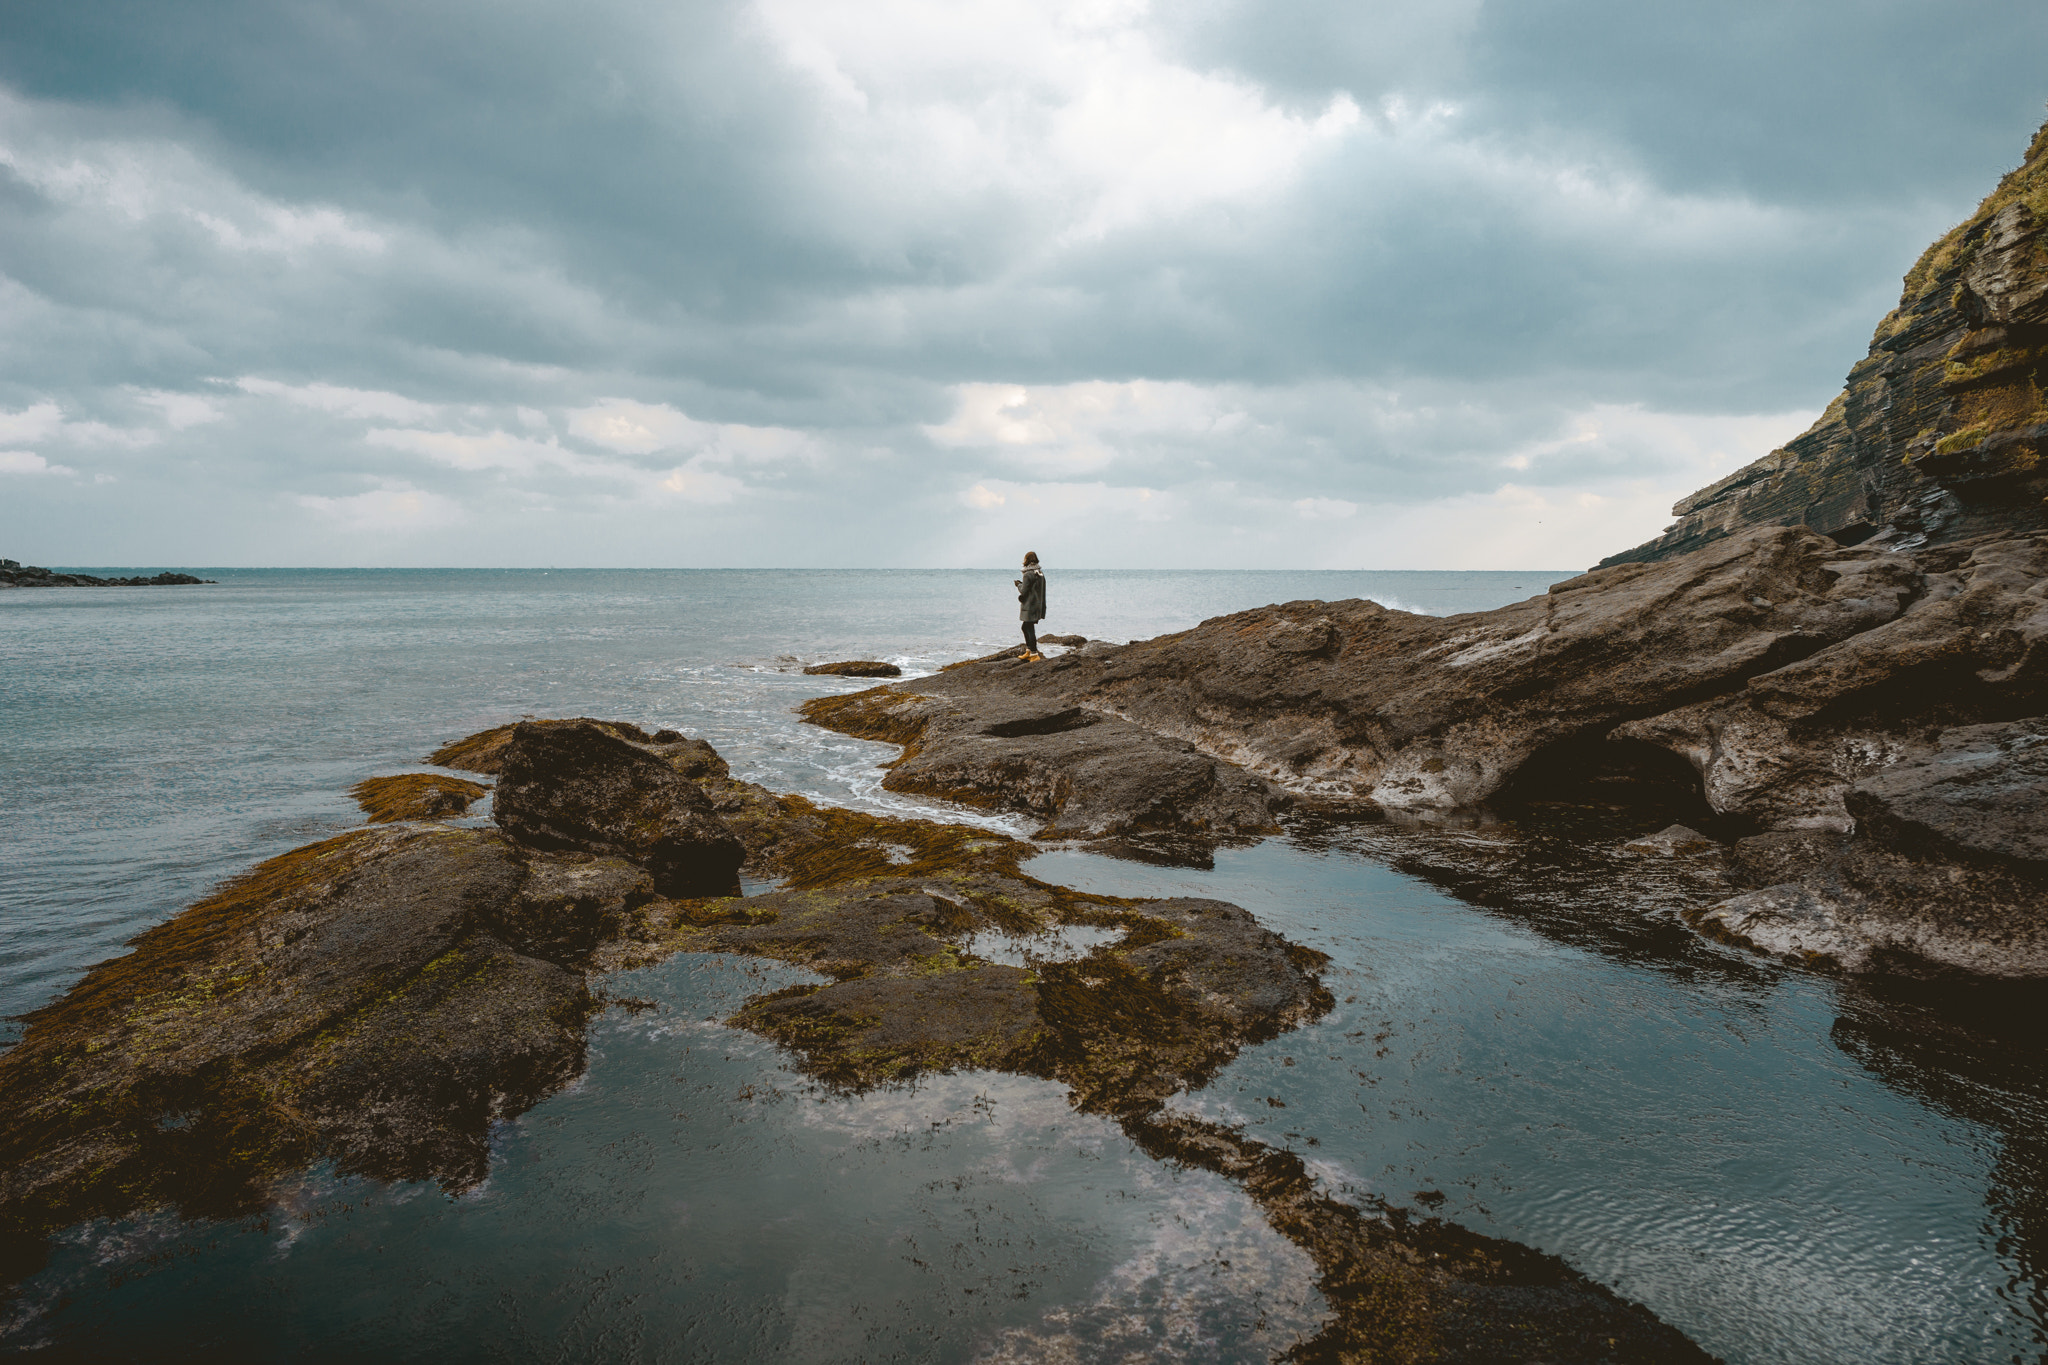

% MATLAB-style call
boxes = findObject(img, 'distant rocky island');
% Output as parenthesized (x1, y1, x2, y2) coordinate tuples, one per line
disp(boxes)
(1, 558, 213, 587)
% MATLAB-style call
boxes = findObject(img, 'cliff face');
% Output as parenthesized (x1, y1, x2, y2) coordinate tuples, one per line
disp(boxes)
(1600, 118, 2048, 568)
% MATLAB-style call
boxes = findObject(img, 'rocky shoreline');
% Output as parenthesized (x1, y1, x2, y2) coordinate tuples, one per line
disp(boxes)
(1, 558, 213, 588)
(804, 523, 2046, 978)
(0, 717, 1712, 1361)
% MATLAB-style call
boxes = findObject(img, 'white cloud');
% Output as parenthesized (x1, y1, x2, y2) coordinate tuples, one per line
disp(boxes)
(567, 399, 818, 466)
(1495, 403, 1820, 488)
(568, 399, 709, 454)
(658, 461, 747, 503)
(0, 95, 386, 258)
(955, 476, 1171, 519)
(238, 378, 437, 423)
(294, 483, 461, 533)
(0, 402, 155, 451)
(366, 426, 571, 474)
(1293, 497, 1356, 520)
(0, 404, 65, 445)
(752, 0, 1364, 244)
(0, 450, 75, 476)
(926, 380, 1239, 474)
(136, 390, 225, 429)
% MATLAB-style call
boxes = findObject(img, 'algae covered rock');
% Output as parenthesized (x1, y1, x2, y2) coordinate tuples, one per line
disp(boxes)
(0, 720, 1715, 1362)
(349, 771, 487, 823)
(487, 851, 656, 963)
(0, 825, 590, 1263)
(492, 719, 745, 896)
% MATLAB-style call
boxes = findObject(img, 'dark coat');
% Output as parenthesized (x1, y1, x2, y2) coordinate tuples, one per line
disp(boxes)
(1016, 566, 1045, 623)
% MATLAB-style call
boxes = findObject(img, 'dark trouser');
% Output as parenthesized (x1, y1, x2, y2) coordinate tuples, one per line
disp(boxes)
(1022, 622, 1037, 652)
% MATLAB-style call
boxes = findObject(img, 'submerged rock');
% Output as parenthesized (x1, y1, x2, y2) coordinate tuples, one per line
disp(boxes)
(802, 659, 902, 677)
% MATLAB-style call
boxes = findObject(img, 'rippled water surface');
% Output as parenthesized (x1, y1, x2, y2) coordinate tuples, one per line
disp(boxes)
(4, 568, 2045, 1363)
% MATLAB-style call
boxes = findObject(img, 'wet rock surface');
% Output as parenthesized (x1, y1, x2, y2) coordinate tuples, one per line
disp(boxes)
(804, 524, 2048, 975)
(801, 684, 1290, 857)
(0, 721, 1710, 1361)
(0, 825, 590, 1280)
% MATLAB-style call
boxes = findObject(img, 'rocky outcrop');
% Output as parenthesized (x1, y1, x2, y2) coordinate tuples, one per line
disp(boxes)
(423, 716, 714, 777)
(802, 659, 901, 677)
(803, 524, 2048, 973)
(0, 825, 590, 1272)
(802, 684, 1289, 860)
(0, 558, 213, 587)
(1600, 117, 2048, 567)
(491, 720, 747, 896)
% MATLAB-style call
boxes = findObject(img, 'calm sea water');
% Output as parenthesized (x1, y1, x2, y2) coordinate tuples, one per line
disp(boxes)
(2, 568, 2044, 1364)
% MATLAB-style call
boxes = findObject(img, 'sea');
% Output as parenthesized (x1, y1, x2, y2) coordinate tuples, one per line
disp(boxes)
(2, 567, 2044, 1364)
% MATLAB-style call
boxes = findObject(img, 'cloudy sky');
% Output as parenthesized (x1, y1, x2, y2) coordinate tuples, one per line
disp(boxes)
(1, 1, 2043, 569)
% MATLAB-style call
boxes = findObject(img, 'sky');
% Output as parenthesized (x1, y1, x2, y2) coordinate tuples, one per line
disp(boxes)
(0, 1, 2043, 569)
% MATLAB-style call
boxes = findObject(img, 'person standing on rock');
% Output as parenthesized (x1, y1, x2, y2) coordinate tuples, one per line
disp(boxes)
(1016, 551, 1046, 657)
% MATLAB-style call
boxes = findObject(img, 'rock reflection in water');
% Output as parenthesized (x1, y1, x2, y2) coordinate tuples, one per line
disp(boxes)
(958, 923, 1126, 968)
(2, 951, 1319, 1363)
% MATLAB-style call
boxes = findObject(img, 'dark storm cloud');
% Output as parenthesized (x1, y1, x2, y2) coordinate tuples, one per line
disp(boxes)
(0, 0, 2042, 567)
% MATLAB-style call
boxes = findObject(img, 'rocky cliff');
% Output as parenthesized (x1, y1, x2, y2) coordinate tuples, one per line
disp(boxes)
(1600, 117, 2048, 567)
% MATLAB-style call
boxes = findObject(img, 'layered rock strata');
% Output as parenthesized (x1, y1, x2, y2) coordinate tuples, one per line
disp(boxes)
(1601, 117, 2048, 566)
(0, 718, 1709, 1360)
(804, 524, 2048, 974)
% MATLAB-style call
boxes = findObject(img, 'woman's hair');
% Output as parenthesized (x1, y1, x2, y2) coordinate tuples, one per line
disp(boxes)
(1023, 551, 1040, 566)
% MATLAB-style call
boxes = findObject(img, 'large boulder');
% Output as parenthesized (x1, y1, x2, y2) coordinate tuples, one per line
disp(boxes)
(492, 720, 745, 896)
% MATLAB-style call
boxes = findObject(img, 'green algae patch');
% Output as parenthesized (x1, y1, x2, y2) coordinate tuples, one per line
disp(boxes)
(349, 772, 488, 823)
